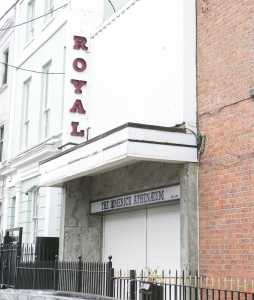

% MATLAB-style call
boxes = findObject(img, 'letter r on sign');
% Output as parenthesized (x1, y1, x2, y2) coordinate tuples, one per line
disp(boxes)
(73, 36, 88, 51)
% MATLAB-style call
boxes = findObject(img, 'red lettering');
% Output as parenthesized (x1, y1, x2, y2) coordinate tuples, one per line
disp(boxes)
(70, 36, 89, 138)
(70, 99, 86, 114)
(71, 79, 87, 94)
(71, 122, 84, 137)
(73, 36, 88, 51)
(73, 58, 87, 72)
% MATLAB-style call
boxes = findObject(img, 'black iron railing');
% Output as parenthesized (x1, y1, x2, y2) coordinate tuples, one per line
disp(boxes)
(0, 243, 18, 287)
(15, 255, 113, 297)
(112, 271, 254, 300)
(0, 243, 254, 300)
(0, 243, 114, 296)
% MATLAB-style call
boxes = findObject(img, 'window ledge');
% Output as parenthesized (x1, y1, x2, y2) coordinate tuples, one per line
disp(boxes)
(41, 17, 55, 32)
(17, 132, 62, 157)
(39, 131, 62, 145)
(0, 84, 8, 94)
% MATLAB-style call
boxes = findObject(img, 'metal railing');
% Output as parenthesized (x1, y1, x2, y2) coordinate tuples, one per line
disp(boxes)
(0, 244, 114, 296)
(0, 243, 18, 287)
(15, 255, 113, 297)
(112, 270, 254, 300)
(0, 244, 254, 300)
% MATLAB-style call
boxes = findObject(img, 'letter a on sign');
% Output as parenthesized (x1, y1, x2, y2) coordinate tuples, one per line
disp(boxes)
(70, 100, 86, 114)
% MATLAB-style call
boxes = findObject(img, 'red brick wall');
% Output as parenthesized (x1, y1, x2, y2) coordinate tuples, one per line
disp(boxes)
(198, 0, 254, 278)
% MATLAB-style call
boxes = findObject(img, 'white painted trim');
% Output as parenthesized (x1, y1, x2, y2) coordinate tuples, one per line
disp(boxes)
(40, 124, 197, 187)
(1, 142, 61, 176)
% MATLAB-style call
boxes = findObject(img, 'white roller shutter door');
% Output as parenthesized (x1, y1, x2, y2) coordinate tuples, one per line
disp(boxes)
(103, 203, 180, 271)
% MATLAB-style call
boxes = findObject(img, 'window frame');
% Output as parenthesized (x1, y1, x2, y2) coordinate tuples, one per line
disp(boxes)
(26, 0, 35, 41)
(7, 196, 16, 229)
(31, 188, 39, 244)
(44, 0, 54, 23)
(40, 60, 52, 140)
(21, 77, 32, 149)
(0, 125, 4, 162)
(2, 48, 9, 86)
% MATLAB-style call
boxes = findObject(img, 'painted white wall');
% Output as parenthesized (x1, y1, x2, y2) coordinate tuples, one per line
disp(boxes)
(62, 0, 196, 143)
(87, 0, 196, 138)
(0, 0, 196, 245)
(44, 187, 63, 237)
(2, 177, 63, 244)
(0, 7, 16, 236)
(37, 187, 47, 237)
(183, 0, 197, 129)
(61, 0, 104, 145)
(0, 0, 16, 18)
(10, 27, 66, 155)
(1, 0, 69, 244)
(0, 1, 67, 243)
(7, 0, 68, 158)
(7, 0, 196, 157)
(0, 11, 15, 162)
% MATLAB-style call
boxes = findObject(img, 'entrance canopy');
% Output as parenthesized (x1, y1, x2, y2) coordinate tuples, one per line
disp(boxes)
(39, 123, 197, 187)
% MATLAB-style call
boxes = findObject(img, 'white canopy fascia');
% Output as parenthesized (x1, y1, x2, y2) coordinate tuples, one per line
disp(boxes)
(39, 123, 197, 187)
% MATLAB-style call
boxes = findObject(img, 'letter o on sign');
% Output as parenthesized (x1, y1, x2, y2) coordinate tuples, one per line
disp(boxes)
(73, 58, 87, 72)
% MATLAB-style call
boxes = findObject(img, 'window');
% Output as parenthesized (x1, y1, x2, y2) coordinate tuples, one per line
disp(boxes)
(7, 196, 16, 229)
(41, 61, 51, 139)
(44, 0, 54, 22)
(26, 0, 35, 41)
(21, 78, 31, 149)
(2, 48, 9, 85)
(0, 126, 4, 162)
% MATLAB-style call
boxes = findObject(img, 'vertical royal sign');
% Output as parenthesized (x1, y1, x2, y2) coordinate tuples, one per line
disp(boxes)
(70, 36, 89, 139)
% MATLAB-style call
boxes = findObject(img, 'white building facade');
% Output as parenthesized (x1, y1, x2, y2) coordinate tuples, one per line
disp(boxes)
(0, 0, 198, 271)
(0, 4, 16, 237)
(0, 0, 69, 244)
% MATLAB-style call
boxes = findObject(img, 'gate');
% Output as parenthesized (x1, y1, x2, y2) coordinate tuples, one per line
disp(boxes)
(0, 227, 22, 287)
(0, 243, 18, 287)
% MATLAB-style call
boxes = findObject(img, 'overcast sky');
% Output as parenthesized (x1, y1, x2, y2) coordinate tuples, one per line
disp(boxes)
(0, 0, 16, 19)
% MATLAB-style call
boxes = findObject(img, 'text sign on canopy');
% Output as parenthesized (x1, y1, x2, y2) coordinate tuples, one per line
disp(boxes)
(90, 185, 180, 214)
